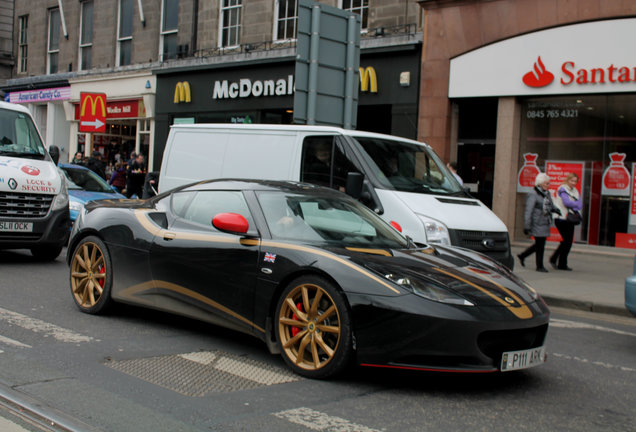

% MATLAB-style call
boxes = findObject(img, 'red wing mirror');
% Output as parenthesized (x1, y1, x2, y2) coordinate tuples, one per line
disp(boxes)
(212, 213, 249, 234)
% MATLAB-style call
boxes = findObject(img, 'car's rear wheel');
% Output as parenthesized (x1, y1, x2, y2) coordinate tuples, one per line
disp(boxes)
(275, 275, 353, 379)
(69, 236, 113, 314)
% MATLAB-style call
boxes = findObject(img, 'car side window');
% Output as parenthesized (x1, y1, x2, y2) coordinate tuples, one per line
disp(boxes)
(300, 136, 359, 191)
(173, 190, 255, 229)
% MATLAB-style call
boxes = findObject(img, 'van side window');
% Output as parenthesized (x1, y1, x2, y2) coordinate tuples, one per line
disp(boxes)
(172, 190, 255, 230)
(301, 136, 358, 191)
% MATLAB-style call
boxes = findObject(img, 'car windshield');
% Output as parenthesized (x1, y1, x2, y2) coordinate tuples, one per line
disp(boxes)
(351, 136, 464, 195)
(257, 190, 409, 249)
(0, 108, 47, 159)
(60, 166, 114, 193)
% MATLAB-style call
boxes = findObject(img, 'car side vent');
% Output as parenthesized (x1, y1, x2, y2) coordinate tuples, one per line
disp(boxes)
(435, 197, 480, 206)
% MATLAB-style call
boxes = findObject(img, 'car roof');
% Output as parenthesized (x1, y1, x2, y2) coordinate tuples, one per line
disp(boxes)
(59, 163, 90, 170)
(182, 178, 346, 195)
(0, 101, 33, 115)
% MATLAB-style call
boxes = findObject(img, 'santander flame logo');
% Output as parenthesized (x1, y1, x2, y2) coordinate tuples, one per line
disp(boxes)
(522, 56, 554, 88)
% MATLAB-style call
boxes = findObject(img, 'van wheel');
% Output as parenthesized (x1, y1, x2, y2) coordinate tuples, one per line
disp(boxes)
(275, 275, 353, 379)
(69, 236, 113, 314)
(30, 245, 63, 261)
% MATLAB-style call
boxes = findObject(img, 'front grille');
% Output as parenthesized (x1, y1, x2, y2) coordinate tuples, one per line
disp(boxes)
(449, 229, 510, 253)
(0, 192, 53, 218)
(478, 324, 549, 361)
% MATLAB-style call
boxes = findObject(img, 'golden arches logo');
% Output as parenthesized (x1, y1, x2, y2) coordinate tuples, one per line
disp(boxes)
(80, 94, 106, 117)
(174, 81, 191, 103)
(359, 67, 378, 93)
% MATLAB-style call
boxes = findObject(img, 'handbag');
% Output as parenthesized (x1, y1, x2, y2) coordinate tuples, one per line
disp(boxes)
(567, 209, 582, 225)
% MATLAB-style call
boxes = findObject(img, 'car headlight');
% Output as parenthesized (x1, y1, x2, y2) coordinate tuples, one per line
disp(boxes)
(52, 174, 69, 211)
(384, 273, 474, 306)
(417, 214, 451, 245)
(69, 201, 84, 212)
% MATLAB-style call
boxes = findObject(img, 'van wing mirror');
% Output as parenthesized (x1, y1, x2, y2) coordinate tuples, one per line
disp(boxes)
(345, 172, 364, 199)
(212, 212, 249, 234)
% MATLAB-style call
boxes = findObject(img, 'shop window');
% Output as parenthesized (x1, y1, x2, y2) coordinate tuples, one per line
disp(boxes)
(79, 1, 94, 70)
(117, 0, 134, 66)
(340, 0, 369, 30)
(220, 0, 242, 48)
(18, 15, 28, 73)
(47, 8, 61, 74)
(275, 0, 297, 41)
(161, 0, 179, 61)
(519, 95, 636, 247)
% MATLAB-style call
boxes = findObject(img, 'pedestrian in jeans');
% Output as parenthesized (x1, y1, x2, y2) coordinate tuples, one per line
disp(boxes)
(518, 173, 561, 272)
(550, 173, 582, 271)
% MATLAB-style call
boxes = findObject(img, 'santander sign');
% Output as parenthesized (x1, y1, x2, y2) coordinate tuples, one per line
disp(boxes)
(523, 56, 636, 88)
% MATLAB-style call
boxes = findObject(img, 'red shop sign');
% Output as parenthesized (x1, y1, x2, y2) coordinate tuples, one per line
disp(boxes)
(74, 99, 142, 120)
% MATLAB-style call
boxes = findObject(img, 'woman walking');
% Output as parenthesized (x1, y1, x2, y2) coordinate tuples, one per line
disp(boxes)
(518, 173, 561, 272)
(550, 173, 582, 271)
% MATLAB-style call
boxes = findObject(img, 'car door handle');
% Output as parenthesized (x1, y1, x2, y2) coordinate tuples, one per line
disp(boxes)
(163, 232, 177, 241)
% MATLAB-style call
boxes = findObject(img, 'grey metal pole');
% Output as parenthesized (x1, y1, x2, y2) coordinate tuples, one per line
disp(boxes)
(307, 5, 321, 125)
(343, 15, 358, 129)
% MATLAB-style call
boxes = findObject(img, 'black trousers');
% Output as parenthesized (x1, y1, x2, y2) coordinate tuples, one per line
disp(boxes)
(519, 236, 547, 270)
(551, 219, 575, 268)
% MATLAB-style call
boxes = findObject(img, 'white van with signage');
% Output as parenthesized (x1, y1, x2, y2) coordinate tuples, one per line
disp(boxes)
(159, 124, 513, 268)
(0, 101, 70, 260)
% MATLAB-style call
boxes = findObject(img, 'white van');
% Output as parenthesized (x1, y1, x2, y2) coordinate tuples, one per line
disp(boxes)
(0, 101, 69, 260)
(159, 124, 513, 268)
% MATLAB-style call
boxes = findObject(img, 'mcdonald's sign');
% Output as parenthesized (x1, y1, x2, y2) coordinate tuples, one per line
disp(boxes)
(174, 81, 191, 103)
(359, 67, 378, 93)
(79, 92, 107, 133)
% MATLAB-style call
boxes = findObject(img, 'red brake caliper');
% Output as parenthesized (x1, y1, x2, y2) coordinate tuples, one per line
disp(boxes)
(97, 265, 105, 288)
(292, 302, 303, 337)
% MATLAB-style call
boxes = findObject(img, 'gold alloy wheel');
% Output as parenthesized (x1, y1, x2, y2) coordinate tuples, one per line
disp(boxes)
(71, 241, 107, 309)
(278, 283, 341, 371)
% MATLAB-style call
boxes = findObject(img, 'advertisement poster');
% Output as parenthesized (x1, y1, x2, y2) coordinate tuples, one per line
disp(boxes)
(517, 153, 541, 193)
(601, 152, 630, 197)
(545, 160, 584, 243)
(617, 162, 636, 248)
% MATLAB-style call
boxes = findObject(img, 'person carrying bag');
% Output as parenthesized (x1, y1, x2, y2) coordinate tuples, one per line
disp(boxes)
(550, 172, 582, 271)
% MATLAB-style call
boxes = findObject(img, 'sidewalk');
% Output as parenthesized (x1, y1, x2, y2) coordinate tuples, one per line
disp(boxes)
(511, 241, 635, 317)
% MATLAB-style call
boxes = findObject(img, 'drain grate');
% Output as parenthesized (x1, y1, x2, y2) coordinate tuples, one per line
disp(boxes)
(106, 350, 299, 396)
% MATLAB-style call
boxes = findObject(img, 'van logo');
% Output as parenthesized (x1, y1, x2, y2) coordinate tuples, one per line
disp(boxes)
(174, 81, 191, 103)
(482, 238, 496, 249)
(8, 178, 17, 190)
(21, 165, 40, 176)
(522, 56, 554, 88)
(359, 66, 378, 93)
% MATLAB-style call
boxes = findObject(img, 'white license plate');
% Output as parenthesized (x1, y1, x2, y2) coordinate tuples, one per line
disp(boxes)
(0, 221, 33, 232)
(500, 346, 546, 371)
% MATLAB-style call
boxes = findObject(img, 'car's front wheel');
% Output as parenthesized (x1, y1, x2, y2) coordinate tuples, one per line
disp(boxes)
(69, 236, 113, 314)
(275, 275, 353, 379)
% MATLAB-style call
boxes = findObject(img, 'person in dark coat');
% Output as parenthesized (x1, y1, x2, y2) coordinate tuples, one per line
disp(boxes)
(126, 153, 146, 198)
(142, 171, 160, 198)
(518, 173, 561, 272)
(85, 150, 107, 180)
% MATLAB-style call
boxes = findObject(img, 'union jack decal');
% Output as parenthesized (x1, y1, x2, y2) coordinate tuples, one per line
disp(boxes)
(264, 252, 277, 263)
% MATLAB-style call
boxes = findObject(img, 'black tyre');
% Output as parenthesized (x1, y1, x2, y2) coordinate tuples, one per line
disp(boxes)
(69, 236, 113, 314)
(275, 275, 353, 379)
(30, 245, 63, 261)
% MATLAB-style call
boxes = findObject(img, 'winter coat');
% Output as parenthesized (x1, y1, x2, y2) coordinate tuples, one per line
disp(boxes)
(524, 186, 556, 237)
(554, 184, 582, 221)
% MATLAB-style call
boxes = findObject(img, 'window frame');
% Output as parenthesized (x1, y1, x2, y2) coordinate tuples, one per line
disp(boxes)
(116, 0, 134, 67)
(339, 0, 369, 31)
(159, 0, 179, 61)
(273, 0, 297, 42)
(47, 8, 61, 74)
(79, 1, 94, 71)
(17, 15, 28, 73)
(218, 0, 242, 49)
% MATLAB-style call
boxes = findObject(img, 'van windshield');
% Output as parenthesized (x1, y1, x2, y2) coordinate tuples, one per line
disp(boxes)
(351, 136, 464, 195)
(0, 108, 46, 159)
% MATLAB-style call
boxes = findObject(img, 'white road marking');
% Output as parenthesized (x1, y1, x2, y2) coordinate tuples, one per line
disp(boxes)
(274, 407, 381, 432)
(552, 353, 636, 373)
(0, 307, 92, 343)
(550, 318, 636, 337)
(0, 334, 31, 348)
(179, 351, 218, 365)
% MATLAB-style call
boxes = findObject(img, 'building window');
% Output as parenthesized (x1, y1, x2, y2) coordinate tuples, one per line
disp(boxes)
(274, 0, 297, 41)
(219, 0, 242, 48)
(341, 0, 368, 30)
(79, 1, 94, 70)
(18, 15, 28, 73)
(47, 8, 61, 74)
(160, 0, 179, 61)
(117, 0, 133, 66)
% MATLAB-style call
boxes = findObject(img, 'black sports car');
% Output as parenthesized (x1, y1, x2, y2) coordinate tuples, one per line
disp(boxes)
(67, 179, 549, 379)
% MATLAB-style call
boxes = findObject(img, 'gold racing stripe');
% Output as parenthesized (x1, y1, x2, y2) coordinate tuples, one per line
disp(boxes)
(345, 247, 393, 257)
(433, 267, 533, 319)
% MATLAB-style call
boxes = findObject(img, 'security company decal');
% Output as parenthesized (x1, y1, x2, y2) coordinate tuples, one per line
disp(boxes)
(21, 165, 40, 176)
(264, 252, 277, 263)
